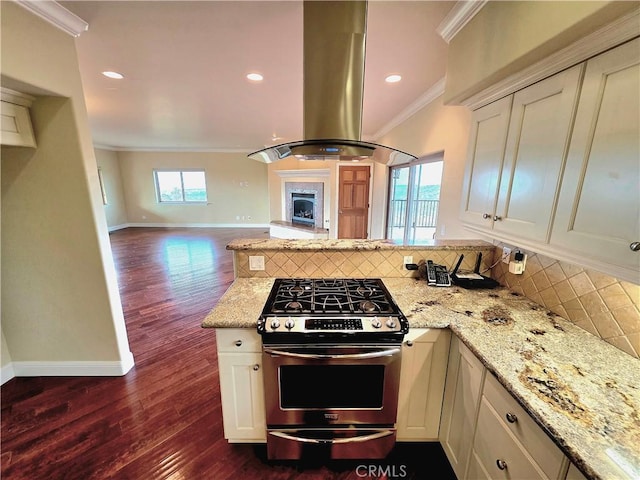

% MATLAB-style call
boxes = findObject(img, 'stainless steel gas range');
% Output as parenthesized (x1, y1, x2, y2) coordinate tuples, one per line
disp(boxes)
(257, 278, 409, 460)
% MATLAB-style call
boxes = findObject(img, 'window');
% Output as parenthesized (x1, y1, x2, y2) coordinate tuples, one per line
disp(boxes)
(386, 155, 443, 243)
(97, 167, 108, 205)
(154, 170, 207, 203)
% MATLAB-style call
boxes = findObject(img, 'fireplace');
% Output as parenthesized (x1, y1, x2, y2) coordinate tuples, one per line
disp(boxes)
(291, 193, 316, 226)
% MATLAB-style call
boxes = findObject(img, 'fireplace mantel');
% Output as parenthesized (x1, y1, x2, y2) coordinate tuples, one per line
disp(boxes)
(274, 169, 330, 178)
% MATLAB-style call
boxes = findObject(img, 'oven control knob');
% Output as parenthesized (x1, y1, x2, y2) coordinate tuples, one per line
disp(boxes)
(371, 317, 382, 329)
(270, 319, 280, 330)
(386, 318, 396, 329)
(285, 318, 295, 330)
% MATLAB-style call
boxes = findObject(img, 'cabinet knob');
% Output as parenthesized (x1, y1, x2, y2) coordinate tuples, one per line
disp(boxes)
(253, 364, 260, 371)
(496, 459, 507, 471)
(234, 340, 243, 347)
(630, 242, 640, 252)
(405, 340, 414, 347)
(482, 213, 491, 219)
(493, 215, 502, 222)
(505, 412, 518, 423)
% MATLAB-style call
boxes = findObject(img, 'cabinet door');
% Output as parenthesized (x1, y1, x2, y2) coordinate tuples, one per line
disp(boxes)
(551, 38, 640, 273)
(217, 352, 266, 442)
(396, 329, 451, 441)
(493, 65, 582, 241)
(460, 96, 513, 228)
(439, 336, 486, 479)
(1, 101, 36, 147)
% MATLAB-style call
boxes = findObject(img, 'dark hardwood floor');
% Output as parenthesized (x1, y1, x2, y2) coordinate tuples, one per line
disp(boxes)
(1, 227, 455, 480)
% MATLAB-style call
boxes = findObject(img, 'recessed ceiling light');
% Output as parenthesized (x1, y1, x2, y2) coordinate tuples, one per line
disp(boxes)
(102, 71, 124, 79)
(247, 73, 264, 82)
(385, 74, 402, 83)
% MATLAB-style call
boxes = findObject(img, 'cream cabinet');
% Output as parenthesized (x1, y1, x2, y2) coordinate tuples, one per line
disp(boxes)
(216, 329, 266, 442)
(1, 88, 36, 147)
(438, 336, 486, 479)
(461, 66, 582, 242)
(551, 38, 640, 275)
(396, 328, 451, 441)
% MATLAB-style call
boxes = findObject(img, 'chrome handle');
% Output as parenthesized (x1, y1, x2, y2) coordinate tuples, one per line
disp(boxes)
(263, 347, 401, 360)
(496, 459, 507, 470)
(482, 213, 491, 219)
(493, 215, 502, 221)
(253, 364, 260, 371)
(505, 412, 518, 423)
(234, 340, 243, 347)
(269, 429, 394, 445)
(405, 340, 414, 347)
(630, 242, 640, 252)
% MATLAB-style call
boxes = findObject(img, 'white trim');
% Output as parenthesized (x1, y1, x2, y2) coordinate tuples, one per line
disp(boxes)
(100, 145, 253, 154)
(1, 87, 36, 107)
(14, 0, 88, 37)
(107, 223, 129, 232)
(372, 78, 446, 140)
(452, 9, 640, 109)
(7, 352, 135, 378)
(274, 169, 331, 178)
(125, 223, 271, 228)
(1, 363, 16, 385)
(436, 0, 488, 43)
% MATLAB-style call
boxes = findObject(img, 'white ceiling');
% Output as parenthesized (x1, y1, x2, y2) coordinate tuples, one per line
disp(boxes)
(60, 1, 455, 152)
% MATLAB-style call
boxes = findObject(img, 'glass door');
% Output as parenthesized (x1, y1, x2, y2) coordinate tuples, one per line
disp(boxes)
(386, 158, 443, 243)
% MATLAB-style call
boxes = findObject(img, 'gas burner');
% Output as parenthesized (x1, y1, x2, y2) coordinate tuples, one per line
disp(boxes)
(360, 300, 378, 313)
(286, 301, 303, 311)
(289, 285, 304, 295)
(356, 286, 373, 296)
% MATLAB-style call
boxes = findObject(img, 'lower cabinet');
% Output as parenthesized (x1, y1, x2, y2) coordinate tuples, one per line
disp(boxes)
(439, 335, 487, 479)
(396, 328, 451, 441)
(216, 329, 266, 442)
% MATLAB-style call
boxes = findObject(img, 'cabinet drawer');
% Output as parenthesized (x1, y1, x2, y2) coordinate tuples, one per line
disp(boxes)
(483, 374, 565, 479)
(216, 328, 261, 353)
(473, 397, 546, 479)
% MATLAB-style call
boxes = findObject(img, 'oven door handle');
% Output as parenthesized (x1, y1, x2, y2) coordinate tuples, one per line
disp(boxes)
(269, 429, 395, 445)
(263, 347, 401, 360)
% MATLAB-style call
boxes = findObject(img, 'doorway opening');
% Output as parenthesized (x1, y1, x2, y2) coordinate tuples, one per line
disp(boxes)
(386, 155, 443, 243)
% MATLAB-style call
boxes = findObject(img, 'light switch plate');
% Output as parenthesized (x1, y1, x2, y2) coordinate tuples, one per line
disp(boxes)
(403, 256, 413, 266)
(249, 256, 265, 271)
(501, 247, 512, 264)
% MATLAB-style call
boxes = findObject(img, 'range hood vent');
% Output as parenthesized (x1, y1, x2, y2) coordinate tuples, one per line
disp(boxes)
(249, 1, 416, 165)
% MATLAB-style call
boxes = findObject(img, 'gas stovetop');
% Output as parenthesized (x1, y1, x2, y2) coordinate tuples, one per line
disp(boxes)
(257, 278, 409, 342)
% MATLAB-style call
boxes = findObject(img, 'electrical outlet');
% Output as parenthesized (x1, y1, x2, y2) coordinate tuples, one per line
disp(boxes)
(249, 256, 265, 271)
(501, 247, 512, 264)
(403, 256, 413, 266)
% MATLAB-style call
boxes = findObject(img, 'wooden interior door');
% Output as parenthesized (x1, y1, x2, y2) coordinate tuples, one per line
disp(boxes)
(338, 165, 370, 239)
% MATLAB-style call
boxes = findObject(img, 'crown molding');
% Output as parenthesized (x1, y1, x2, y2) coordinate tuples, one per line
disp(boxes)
(452, 9, 640, 109)
(437, 0, 488, 43)
(372, 77, 446, 141)
(93, 145, 253, 154)
(14, 0, 88, 37)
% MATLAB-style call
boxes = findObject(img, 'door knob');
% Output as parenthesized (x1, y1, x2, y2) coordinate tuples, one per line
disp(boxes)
(493, 215, 502, 221)
(482, 213, 490, 219)
(253, 364, 260, 371)
(630, 242, 640, 252)
(234, 340, 243, 347)
(496, 459, 507, 470)
(505, 412, 518, 423)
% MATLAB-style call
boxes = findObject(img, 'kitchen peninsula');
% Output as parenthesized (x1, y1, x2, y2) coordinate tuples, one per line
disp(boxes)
(202, 239, 640, 480)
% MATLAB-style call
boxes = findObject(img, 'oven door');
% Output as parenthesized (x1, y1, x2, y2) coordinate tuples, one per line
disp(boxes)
(262, 344, 402, 426)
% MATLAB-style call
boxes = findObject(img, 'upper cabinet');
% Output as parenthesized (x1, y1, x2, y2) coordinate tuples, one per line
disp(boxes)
(551, 39, 640, 275)
(460, 38, 640, 283)
(1, 88, 37, 148)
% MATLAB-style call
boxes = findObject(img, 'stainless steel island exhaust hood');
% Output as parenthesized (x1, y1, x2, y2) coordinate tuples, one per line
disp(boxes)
(248, 1, 416, 164)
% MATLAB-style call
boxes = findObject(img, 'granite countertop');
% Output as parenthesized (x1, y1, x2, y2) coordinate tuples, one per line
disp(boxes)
(202, 277, 640, 480)
(225, 238, 493, 251)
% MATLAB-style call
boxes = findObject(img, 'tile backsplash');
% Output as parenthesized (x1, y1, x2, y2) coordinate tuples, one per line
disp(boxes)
(492, 244, 640, 359)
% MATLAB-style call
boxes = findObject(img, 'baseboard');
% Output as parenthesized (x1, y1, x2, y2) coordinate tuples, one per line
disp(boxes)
(1, 363, 16, 385)
(125, 222, 271, 228)
(4, 351, 135, 380)
(108, 223, 129, 232)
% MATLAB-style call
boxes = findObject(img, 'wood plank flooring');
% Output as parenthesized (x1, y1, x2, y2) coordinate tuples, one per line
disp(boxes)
(1, 227, 456, 480)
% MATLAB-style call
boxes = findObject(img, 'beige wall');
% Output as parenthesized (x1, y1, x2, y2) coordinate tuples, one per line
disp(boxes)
(444, 1, 637, 103)
(376, 95, 474, 240)
(95, 148, 128, 229)
(1, 3, 132, 371)
(117, 151, 269, 226)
